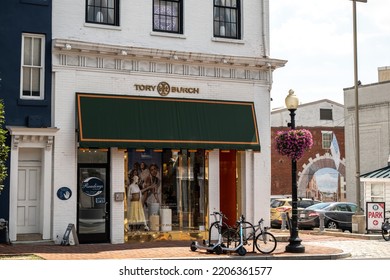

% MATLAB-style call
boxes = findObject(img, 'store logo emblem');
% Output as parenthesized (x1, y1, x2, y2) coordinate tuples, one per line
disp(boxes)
(157, 81, 170, 96)
(81, 177, 104, 197)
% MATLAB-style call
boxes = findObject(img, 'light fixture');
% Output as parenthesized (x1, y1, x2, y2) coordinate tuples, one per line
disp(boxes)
(285, 89, 299, 110)
(135, 149, 145, 152)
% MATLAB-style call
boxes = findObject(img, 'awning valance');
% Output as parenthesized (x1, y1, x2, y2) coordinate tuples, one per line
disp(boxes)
(76, 93, 260, 151)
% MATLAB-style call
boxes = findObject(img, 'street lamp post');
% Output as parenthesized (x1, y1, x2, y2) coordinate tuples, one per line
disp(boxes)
(285, 89, 305, 253)
(351, 0, 366, 232)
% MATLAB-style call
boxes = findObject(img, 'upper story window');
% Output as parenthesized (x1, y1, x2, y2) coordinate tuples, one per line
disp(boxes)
(320, 108, 333, 120)
(153, 0, 183, 33)
(321, 131, 332, 149)
(21, 33, 45, 100)
(86, 0, 119, 26)
(213, 0, 241, 39)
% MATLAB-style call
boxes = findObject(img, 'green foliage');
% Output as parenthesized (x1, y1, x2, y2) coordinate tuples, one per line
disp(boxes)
(0, 99, 10, 192)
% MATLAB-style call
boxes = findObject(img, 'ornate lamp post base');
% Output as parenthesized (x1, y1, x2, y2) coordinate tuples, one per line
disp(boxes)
(285, 237, 305, 253)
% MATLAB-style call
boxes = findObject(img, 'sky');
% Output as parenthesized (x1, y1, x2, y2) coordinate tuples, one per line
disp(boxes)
(269, 0, 390, 110)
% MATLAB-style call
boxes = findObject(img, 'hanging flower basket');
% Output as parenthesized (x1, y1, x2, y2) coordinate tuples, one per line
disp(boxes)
(275, 129, 313, 161)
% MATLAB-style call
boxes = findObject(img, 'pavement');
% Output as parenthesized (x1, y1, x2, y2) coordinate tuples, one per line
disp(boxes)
(0, 230, 383, 260)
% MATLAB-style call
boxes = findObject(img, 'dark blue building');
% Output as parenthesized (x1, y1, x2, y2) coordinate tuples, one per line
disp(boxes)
(0, 0, 54, 243)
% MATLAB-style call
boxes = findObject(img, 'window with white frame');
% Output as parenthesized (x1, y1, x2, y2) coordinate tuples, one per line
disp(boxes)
(21, 33, 45, 100)
(153, 0, 182, 33)
(213, 0, 241, 39)
(86, 0, 119, 26)
(371, 183, 384, 202)
(321, 131, 332, 149)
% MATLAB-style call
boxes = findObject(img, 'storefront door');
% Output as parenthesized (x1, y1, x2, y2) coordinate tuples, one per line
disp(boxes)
(17, 164, 41, 234)
(77, 160, 110, 243)
(220, 150, 238, 226)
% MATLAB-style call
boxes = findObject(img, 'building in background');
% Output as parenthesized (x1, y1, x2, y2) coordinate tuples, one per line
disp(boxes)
(344, 66, 390, 211)
(271, 99, 345, 202)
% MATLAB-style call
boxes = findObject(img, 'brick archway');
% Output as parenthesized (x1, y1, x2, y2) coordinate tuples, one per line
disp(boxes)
(297, 153, 346, 200)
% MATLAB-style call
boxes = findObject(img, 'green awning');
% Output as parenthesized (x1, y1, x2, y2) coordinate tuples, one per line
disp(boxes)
(76, 93, 260, 151)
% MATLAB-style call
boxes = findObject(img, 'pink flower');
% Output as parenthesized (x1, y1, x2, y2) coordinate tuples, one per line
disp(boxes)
(275, 129, 313, 161)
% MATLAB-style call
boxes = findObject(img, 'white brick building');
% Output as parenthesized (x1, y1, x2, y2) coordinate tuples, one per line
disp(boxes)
(50, 0, 286, 244)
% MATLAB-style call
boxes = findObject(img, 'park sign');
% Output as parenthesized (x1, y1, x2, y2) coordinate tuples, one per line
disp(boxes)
(366, 202, 385, 231)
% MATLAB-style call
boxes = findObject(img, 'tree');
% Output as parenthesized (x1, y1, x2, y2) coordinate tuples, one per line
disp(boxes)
(0, 99, 9, 194)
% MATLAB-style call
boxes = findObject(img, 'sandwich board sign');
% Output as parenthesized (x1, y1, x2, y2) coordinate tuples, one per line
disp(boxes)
(366, 202, 385, 231)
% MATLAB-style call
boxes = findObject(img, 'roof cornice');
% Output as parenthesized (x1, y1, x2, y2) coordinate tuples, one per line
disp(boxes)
(52, 38, 287, 70)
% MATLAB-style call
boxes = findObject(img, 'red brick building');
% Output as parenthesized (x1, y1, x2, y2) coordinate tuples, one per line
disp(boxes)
(271, 100, 346, 202)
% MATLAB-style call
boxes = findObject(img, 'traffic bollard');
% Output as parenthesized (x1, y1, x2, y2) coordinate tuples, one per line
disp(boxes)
(281, 212, 287, 230)
(319, 212, 325, 231)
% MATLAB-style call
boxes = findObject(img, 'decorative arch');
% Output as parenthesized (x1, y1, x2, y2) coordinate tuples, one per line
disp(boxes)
(297, 153, 346, 200)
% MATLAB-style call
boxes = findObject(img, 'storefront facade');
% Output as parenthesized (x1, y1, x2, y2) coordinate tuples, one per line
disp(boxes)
(51, 1, 286, 244)
(50, 40, 283, 243)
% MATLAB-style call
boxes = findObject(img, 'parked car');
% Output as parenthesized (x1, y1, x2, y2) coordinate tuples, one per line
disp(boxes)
(298, 202, 360, 232)
(270, 198, 322, 228)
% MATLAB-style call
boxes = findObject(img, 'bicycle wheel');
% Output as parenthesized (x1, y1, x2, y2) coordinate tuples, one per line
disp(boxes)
(255, 232, 277, 254)
(382, 226, 390, 241)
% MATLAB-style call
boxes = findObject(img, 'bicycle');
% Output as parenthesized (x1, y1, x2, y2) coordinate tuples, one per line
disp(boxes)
(222, 215, 277, 254)
(381, 210, 390, 241)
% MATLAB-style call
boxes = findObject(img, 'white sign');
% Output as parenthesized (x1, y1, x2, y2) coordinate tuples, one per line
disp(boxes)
(366, 202, 385, 231)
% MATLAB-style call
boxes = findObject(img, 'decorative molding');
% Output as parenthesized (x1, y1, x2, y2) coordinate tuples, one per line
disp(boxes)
(6, 126, 59, 151)
(79, 56, 86, 67)
(59, 54, 67, 65)
(46, 136, 54, 151)
(52, 38, 286, 83)
(12, 135, 20, 150)
(97, 57, 104, 68)
(115, 59, 122, 70)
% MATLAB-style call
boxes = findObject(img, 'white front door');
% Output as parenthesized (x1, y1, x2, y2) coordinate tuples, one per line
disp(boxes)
(17, 164, 41, 234)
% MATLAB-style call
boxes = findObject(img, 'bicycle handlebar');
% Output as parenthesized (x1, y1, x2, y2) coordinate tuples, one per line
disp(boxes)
(211, 211, 227, 220)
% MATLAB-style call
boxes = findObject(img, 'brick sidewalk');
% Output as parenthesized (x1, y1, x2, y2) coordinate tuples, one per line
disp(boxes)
(0, 232, 352, 260)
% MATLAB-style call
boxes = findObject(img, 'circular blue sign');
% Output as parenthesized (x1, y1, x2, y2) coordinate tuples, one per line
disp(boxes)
(81, 177, 104, 197)
(57, 187, 72, 200)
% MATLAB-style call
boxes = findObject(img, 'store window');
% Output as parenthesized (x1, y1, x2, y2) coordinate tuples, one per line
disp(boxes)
(153, 0, 183, 33)
(86, 0, 119, 26)
(21, 33, 45, 100)
(213, 0, 241, 39)
(126, 149, 207, 234)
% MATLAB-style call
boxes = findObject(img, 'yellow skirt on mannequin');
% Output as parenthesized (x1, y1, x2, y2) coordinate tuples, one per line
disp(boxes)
(128, 200, 146, 225)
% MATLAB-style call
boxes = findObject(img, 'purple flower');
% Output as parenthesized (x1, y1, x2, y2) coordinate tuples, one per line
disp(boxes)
(275, 129, 313, 161)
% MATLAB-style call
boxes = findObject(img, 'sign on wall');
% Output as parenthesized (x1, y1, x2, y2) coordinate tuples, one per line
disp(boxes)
(366, 202, 385, 231)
